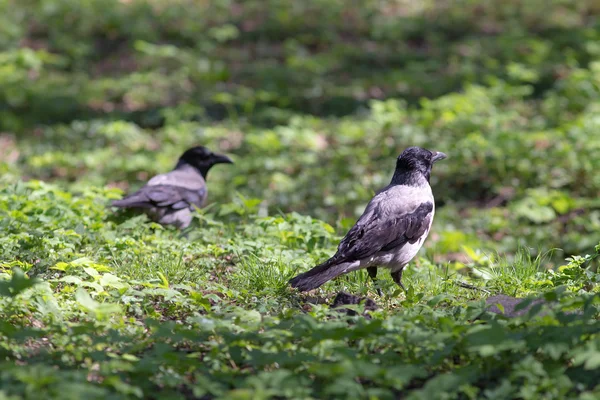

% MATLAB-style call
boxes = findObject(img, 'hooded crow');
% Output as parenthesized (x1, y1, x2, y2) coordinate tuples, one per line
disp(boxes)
(289, 147, 446, 294)
(111, 146, 233, 229)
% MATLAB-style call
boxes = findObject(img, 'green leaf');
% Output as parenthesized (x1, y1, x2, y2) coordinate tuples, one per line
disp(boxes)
(0, 268, 40, 298)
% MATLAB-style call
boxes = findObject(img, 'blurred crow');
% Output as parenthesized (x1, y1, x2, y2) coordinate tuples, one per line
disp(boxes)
(289, 147, 446, 294)
(111, 146, 233, 229)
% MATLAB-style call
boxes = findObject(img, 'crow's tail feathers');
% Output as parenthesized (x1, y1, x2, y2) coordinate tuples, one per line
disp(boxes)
(111, 193, 152, 209)
(289, 259, 348, 292)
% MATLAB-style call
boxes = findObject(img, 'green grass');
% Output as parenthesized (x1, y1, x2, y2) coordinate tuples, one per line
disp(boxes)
(2, 0, 600, 398)
(0, 182, 599, 399)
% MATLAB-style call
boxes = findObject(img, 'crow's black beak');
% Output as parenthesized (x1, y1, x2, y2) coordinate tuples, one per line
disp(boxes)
(212, 154, 234, 164)
(432, 151, 447, 162)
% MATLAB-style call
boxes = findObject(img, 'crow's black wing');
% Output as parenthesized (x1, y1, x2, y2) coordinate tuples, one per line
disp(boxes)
(112, 184, 206, 210)
(331, 201, 433, 264)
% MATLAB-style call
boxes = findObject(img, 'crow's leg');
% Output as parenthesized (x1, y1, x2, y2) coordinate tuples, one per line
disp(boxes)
(367, 267, 383, 297)
(391, 269, 407, 292)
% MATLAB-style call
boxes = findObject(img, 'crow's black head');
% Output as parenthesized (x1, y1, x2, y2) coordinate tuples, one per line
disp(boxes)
(392, 146, 446, 185)
(177, 146, 233, 178)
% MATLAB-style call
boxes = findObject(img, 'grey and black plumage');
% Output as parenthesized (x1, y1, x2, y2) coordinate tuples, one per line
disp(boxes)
(111, 146, 233, 229)
(289, 146, 446, 294)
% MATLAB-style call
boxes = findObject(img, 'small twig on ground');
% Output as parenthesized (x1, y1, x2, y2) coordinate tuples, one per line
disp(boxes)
(454, 280, 491, 295)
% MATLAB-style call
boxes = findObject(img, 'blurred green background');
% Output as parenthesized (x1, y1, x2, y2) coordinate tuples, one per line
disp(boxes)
(2, 0, 600, 263)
